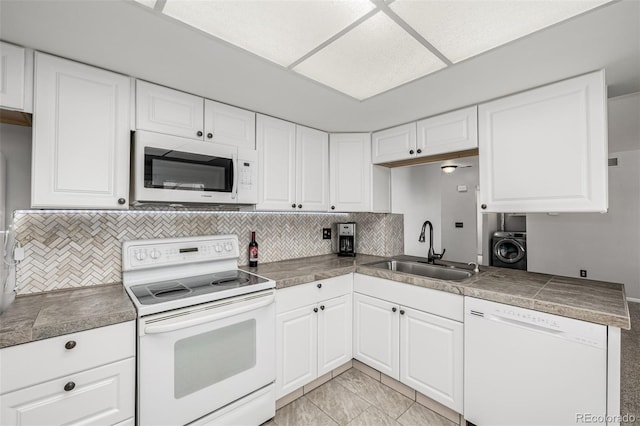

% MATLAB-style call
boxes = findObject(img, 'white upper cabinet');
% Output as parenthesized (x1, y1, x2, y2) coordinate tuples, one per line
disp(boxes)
(31, 53, 130, 209)
(330, 133, 371, 212)
(256, 115, 328, 211)
(0, 42, 32, 113)
(372, 122, 417, 164)
(136, 81, 256, 148)
(204, 99, 255, 149)
(256, 115, 296, 210)
(296, 125, 329, 211)
(136, 80, 204, 140)
(416, 106, 477, 156)
(329, 133, 390, 213)
(479, 70, 608, 213)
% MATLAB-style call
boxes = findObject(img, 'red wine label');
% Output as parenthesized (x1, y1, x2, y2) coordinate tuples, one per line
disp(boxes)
(249, 246, 258, 261)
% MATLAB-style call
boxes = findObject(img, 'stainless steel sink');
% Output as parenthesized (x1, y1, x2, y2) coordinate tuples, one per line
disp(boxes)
(366, 260, 473, 281)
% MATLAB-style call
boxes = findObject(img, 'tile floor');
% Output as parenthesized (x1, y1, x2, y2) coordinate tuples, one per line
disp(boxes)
(265, 368, 456, 426)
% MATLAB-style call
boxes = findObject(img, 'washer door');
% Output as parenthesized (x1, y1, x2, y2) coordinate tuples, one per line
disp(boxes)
(494, 239, 525, 264)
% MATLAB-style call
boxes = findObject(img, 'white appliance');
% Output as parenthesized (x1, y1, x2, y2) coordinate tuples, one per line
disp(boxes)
(464, 297, 607, 426)
(122, 235, 276, 426)
(131, 130, 258, 205)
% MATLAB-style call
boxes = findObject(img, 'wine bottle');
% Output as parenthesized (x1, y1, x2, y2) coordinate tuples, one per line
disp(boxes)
(249, 231, 258, 267)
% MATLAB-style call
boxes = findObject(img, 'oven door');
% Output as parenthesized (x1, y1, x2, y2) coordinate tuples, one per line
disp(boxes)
(138, 290, 275, 426)
(133, 130, 238, 204)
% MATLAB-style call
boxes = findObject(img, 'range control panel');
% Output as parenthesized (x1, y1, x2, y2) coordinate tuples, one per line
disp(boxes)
(123, 235, 239, 270)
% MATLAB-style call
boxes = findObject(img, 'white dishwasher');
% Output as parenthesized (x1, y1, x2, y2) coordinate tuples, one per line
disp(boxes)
(464, 297, 607, 426)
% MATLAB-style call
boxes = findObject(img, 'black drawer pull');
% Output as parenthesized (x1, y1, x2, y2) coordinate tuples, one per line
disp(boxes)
(65, 340, 76, 350)
(64, 381, 76, 392)
(400, 309, 405, 315)
(313, 307, 318, 313)
(320, 305, 325, 310)
(392, 307, 397, 313)
(317, 283, 322, 289)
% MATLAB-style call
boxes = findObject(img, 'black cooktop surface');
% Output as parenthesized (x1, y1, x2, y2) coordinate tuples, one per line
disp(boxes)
(130, 270, 269, 305)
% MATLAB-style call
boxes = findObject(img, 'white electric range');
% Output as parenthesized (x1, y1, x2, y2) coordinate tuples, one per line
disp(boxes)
(122, 235, 276, 426)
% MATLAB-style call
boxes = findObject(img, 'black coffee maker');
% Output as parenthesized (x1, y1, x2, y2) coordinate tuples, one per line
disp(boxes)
(337, 222, 356, 257)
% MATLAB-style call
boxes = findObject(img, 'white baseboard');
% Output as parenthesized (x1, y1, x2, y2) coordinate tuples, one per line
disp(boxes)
(627, 297, 640, 303)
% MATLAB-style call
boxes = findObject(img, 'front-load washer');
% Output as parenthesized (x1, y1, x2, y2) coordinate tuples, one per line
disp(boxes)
(491, 231, 527, 270)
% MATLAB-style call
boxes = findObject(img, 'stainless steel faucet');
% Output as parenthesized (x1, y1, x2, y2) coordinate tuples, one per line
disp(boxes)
(418, 220, 445, 263)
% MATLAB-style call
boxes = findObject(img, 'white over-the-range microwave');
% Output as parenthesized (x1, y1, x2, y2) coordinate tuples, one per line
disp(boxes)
(131, 130, 258, 205)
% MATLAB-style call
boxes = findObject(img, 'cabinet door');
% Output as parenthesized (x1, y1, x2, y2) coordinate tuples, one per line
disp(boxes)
(136, 80, 204, 140)
(276, 304, 318, 398)
(296, 125, 329, 211)
(317, 294, 353, 376)
(400, 307, 463, 413)
(0, 42, 25, 110)
(478, 70, 608, 213)
(372, 122, 417, 164)
(204, 99, 256, 149)
(416, 106, 478, 157)
(256, 115, 297, 211)
(31, 53, 130, 209)
(353, 293, 399, 379)
(0, 358, 135, 426)
(329, 133, 371, 212)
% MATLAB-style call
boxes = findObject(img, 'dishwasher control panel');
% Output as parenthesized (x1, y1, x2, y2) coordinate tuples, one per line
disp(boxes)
(465, 297, 607, 349)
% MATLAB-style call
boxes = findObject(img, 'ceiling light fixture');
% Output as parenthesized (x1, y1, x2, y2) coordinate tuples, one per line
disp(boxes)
(441, 165, 458, 173)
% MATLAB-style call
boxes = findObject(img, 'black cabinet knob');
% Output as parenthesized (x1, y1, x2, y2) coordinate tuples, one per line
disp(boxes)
(64, 381, 76, 392)
(400, 309, 405, 315)
(197, 131, 203, 137)
(331, 206, 335, 210)
(313, 307, 318, 313)
(65, 340, 76, 350)
(118, 198, 126, 205)
(409, 150, 414, 155)
(317, 283, 322, 288)
(207, 133, 213, 139)
(292, 204, 296, 208)
(417, 149, 422, 154)
(392, 307, 397, 313)
(298, 204, 302, 208)
(481, 204, 487, 210)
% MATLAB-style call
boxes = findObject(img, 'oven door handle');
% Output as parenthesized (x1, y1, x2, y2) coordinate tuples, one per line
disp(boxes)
(142, 294, 274, 335)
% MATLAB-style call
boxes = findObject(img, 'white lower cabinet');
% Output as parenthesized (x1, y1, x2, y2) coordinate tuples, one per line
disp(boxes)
(0, 321, 135, 426)
(400, 306, 463, 412)
(276, 275, 353, 398)
(352, 293, 399, 378)
(353, 274, 464, 413)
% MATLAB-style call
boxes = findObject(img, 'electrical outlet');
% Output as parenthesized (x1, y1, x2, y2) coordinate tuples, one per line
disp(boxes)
(580, 269, 587, 278)
(323, 228, 331, 240)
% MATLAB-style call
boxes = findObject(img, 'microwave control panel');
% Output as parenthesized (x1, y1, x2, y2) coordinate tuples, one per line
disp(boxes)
(237, 148, 258, 204)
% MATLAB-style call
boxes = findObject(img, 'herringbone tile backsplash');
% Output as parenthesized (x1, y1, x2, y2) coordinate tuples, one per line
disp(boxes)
(13, 211, 403, 294)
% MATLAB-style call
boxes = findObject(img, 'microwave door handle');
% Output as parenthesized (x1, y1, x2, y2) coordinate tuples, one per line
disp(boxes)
(142, 294, 274, 335)
(231, 153, 238, 200)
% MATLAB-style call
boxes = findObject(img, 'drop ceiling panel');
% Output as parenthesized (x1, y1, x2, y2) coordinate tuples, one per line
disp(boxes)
(390, 0, 614, 63)
(293, 12, 446, 100)
(162, 0, 375, 67)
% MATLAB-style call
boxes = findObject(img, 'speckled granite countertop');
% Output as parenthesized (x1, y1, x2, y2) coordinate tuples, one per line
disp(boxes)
(0, 283, 136, 349)
(245, 254, 630, 330)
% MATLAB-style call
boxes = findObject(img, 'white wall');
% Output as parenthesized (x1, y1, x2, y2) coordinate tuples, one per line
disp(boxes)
(527, 93, 640, 300)
(0, 123, 32, 229)
(392, 164, 441, 258)
(440, 157, 479, 263)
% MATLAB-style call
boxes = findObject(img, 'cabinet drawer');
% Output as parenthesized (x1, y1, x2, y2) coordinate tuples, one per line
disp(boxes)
(276, 274, 353, 313)
(0, 358, 135, 426)
(1, 321, 135, 393)
(354, 274, 463, 322)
